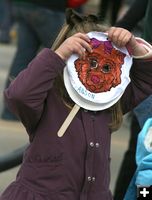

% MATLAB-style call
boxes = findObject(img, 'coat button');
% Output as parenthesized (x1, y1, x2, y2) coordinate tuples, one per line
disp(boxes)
(95, 143, 100, 148)
(92, 177, 96, 182)
(87, 176, 92, 182)
(89, 142, 94, 147)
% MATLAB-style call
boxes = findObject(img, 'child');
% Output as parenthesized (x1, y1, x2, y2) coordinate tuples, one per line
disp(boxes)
(1, 8, 152, 200)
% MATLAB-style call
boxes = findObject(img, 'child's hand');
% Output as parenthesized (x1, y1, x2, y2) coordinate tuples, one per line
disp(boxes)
(55, 33, 92, 61)
(107, 27, 148, 56)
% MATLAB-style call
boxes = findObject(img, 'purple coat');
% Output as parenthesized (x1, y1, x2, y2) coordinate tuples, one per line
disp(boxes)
(1, 49, 152, 200)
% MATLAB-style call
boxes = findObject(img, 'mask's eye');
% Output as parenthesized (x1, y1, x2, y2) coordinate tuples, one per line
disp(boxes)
(102, 64, 111, 73)
(90, 59, 98, 68)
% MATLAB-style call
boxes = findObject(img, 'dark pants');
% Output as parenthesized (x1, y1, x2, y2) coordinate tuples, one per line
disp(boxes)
(0, 0, 13, 43)
(1, 3, 65, 120)
(113, 113, 140, 200)
(98, 0, 123, 25)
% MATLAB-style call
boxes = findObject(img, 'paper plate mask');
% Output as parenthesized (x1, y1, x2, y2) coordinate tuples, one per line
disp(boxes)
(64, 31, 133, 111)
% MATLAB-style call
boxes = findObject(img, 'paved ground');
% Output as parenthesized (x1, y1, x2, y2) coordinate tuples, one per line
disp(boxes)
(0, 0, 131, 195)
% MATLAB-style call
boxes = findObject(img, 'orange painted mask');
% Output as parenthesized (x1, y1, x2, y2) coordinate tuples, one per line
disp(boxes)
(64, 32, 133, 111)
(74, 38, 126, 93)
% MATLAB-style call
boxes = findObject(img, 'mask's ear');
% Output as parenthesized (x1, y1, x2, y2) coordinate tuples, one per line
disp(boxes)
(66, 8, 83, 25)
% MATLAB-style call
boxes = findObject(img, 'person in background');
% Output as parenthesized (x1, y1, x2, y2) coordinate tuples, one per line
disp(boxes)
(0, 8, 152, 200)
(1, 0, 66, 121)
(113, 0, 152, 199)
(98, 0, 124, 25)
(0, 0, 13, 44)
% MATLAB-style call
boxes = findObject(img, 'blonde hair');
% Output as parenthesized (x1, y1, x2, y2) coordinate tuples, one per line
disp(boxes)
(52, 9, 123, 131)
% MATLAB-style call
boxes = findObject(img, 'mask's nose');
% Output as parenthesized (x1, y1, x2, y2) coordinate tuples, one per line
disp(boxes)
(91, 75, 101, 84)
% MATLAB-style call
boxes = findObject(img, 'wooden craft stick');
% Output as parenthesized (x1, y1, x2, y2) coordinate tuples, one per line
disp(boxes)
(57, 104, 80, 137)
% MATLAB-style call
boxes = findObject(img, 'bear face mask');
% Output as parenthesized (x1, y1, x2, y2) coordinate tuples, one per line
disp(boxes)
(64, 31, 133, 111)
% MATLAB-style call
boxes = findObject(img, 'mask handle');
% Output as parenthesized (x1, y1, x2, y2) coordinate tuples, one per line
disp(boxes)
(57, 104, 80, 137)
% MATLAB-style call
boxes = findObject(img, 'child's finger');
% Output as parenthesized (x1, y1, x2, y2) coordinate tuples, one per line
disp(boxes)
(73, 33, 92, 53)
(116, 32, 131, 47)
(107, 27, 120, 41)
(73, 42, 87, 58)
(74, 32, 90, 43)
(78, 39, 92, 53)
(108, 27, 132, 48)
(120, 34, 132, 47)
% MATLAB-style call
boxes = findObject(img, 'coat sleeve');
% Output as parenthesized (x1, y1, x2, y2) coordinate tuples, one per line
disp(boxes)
(121, 56, 152, 114)
(121, 37, 152, 114)
(4, 48, 65, 139)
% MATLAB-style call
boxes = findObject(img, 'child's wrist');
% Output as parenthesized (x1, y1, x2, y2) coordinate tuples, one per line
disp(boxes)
(55, 50, 67, 61)
(131, 45, 148, 57)
(126, 35, 148, 57)
(129, 37, 152, 59)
